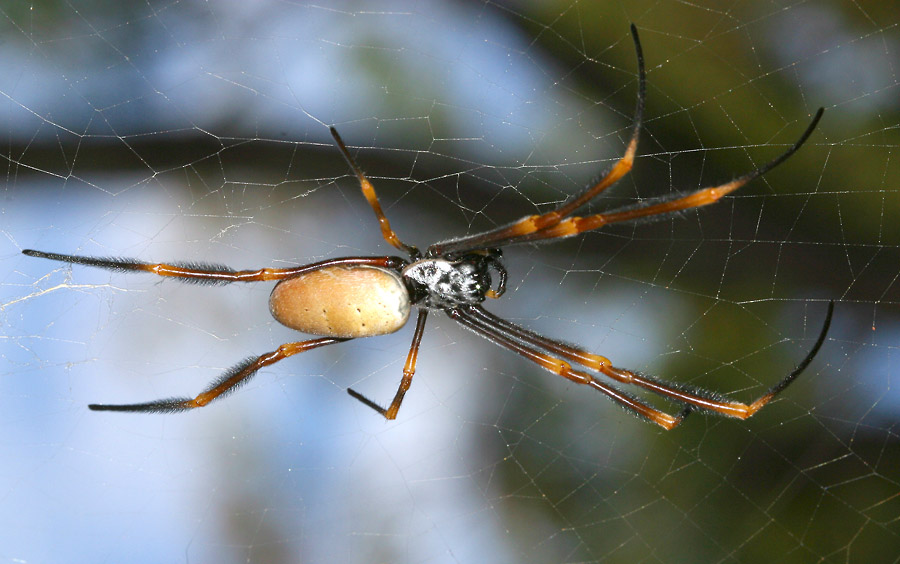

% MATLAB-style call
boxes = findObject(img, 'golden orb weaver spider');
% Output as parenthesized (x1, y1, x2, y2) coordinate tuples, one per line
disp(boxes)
(23, 25, 832, 430)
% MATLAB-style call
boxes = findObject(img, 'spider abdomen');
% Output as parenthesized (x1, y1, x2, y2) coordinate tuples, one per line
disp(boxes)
(269, 265, 411, 338)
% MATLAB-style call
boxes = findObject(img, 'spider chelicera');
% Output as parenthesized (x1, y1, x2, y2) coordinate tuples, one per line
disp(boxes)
(23, 25, 832, 430)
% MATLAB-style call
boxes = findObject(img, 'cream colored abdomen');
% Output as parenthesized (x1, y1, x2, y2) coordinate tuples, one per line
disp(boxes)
(269, 265, 410, 338)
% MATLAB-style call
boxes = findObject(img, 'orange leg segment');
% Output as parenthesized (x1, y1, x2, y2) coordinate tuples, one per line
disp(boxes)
(458, 301, 832, 427)
(428, 24, 646, 257)
(22, 249, 406, 284)
(450, 306, 688, 430)
(523, 107, 825, 243)
(330, 127, 420, 259)
(88, 338, 347, 413)
(347, 310, 429, 420)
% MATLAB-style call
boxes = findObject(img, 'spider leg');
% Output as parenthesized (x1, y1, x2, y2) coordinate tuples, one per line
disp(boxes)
(88, 337, 347, 413)
(22, 249, 406, 285)
(466, 301, 833, 420)
(428, 24, 646, 257)
(347, 310, 428, 420)
(330, 127, 420, 259)
(522, 107, 825, 243)
(449, 306, 689, 430)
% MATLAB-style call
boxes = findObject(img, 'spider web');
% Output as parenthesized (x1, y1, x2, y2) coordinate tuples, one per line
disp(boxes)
(2, 1, 899, 562)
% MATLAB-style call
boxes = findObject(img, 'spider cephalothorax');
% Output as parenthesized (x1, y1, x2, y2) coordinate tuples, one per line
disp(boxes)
(23, 24, 831, 429)
(403, 250, 505, 308)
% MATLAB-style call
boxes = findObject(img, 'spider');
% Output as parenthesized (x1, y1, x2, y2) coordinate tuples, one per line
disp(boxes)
(23, 25, 832, 430)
